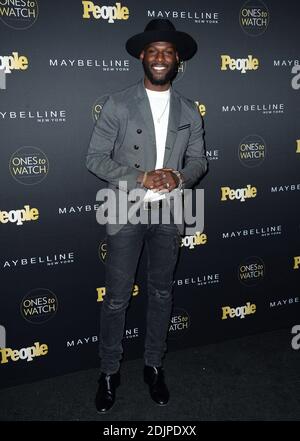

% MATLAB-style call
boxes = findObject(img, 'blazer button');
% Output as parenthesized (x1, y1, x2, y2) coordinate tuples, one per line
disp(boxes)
(134, 163, 140, 168)
(134, 145, 139, 150)
(137, 129, 142, 134)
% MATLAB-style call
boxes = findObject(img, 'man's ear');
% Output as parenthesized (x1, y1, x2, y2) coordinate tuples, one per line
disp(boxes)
(139, 51, 145, 61)
(176, 52, 179, 63)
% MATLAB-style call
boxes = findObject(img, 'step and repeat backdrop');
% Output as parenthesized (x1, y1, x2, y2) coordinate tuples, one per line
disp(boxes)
(1, 0, 299, 388)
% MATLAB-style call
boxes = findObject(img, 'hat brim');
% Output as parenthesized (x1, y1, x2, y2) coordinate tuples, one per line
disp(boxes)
(126, 30, 197, 61)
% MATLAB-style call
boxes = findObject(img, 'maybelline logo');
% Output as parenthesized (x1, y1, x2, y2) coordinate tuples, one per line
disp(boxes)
(66, 328, 138, 348)
(270, 297, 299, 308)
(271, 184, 300, 193)
(2, 252, 75, 269)
(175, 273, 219, 287)
(222, 225, 282, 239)
(123, 327, 139, 340)
(0, 109, 67, 123)
(206, 149, 219, 161)
(222, 103, 284, 115)
(273, 59, 300, 67)
(67, 335, 98, 347)
(49, 58, 129, 72)
(58, 204, 100, 215)
(147, 9, 219, 24)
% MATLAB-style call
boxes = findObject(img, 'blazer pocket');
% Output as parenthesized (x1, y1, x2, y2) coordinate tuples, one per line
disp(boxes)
(178, 123, 191, 131)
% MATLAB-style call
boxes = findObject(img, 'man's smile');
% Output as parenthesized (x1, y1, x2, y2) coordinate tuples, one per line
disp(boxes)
(151, 64, 169, 73)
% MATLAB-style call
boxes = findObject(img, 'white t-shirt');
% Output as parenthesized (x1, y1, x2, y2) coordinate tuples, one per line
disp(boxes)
(144, 88, 170, 202)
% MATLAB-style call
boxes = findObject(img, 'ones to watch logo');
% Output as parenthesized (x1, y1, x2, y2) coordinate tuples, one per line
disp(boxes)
(238, 256, 265, 286)
(0, 0, 39, 30)
(168, 307, 191, 338)
(239, 0, 269, 36)
(9, 146, 49, 185)
(20, 288, 58, 324)
(238, 135, 266, 167)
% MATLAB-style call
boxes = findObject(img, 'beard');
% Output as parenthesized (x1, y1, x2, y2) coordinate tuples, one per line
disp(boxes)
(142, 59, 178, 86)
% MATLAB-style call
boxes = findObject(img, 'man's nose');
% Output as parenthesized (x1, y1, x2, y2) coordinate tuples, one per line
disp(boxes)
(155, 51, 165, 63)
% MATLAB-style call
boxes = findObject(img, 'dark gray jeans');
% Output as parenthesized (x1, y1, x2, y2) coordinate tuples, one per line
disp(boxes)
(99, 214, 181, 374)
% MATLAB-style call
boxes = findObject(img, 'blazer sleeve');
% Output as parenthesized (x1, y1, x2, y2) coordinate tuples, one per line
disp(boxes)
(86, 96, 143, 193)
(179, 105, 208, 189)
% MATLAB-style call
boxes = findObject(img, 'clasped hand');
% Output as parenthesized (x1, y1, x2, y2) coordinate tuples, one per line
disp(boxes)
(143, 168, 179, 193)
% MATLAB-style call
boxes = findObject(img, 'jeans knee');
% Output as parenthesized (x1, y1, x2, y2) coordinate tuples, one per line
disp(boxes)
(149, 285, 173, 302)
(104, 296, 130, 312)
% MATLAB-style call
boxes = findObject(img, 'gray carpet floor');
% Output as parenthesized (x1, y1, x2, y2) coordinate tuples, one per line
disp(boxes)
(0, 328, 299, 421)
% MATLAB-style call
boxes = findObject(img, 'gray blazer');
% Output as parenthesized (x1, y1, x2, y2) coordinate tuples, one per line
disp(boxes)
(86, 79, 207, 235)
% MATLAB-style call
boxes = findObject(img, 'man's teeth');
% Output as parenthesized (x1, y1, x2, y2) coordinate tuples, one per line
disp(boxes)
(153, 66, 166, 71)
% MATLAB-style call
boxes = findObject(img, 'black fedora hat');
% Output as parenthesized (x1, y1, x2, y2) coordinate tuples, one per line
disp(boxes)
(126, 19, 197, 61)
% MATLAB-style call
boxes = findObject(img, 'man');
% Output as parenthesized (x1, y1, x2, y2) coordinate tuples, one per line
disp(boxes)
(86, 19, 207, 413)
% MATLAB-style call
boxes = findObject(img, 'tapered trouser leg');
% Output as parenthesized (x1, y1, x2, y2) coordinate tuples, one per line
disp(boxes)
(144, 222, 181, 367)
(99, 223, 145, 374)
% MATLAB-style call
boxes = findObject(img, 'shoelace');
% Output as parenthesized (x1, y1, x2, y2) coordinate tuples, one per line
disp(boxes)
(105, 375, 112, 392)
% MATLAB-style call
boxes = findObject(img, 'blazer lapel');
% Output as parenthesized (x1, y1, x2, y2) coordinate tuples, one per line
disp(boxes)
(163, 89, 181, 166)
(135, 81, 157, 169)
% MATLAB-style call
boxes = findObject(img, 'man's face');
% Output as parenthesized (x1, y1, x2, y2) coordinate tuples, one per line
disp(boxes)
(140, 41, 179, 86)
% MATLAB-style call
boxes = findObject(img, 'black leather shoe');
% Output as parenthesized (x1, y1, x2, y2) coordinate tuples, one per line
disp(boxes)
(144, 366, 169, 406)
(95, 371, 120, 413)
